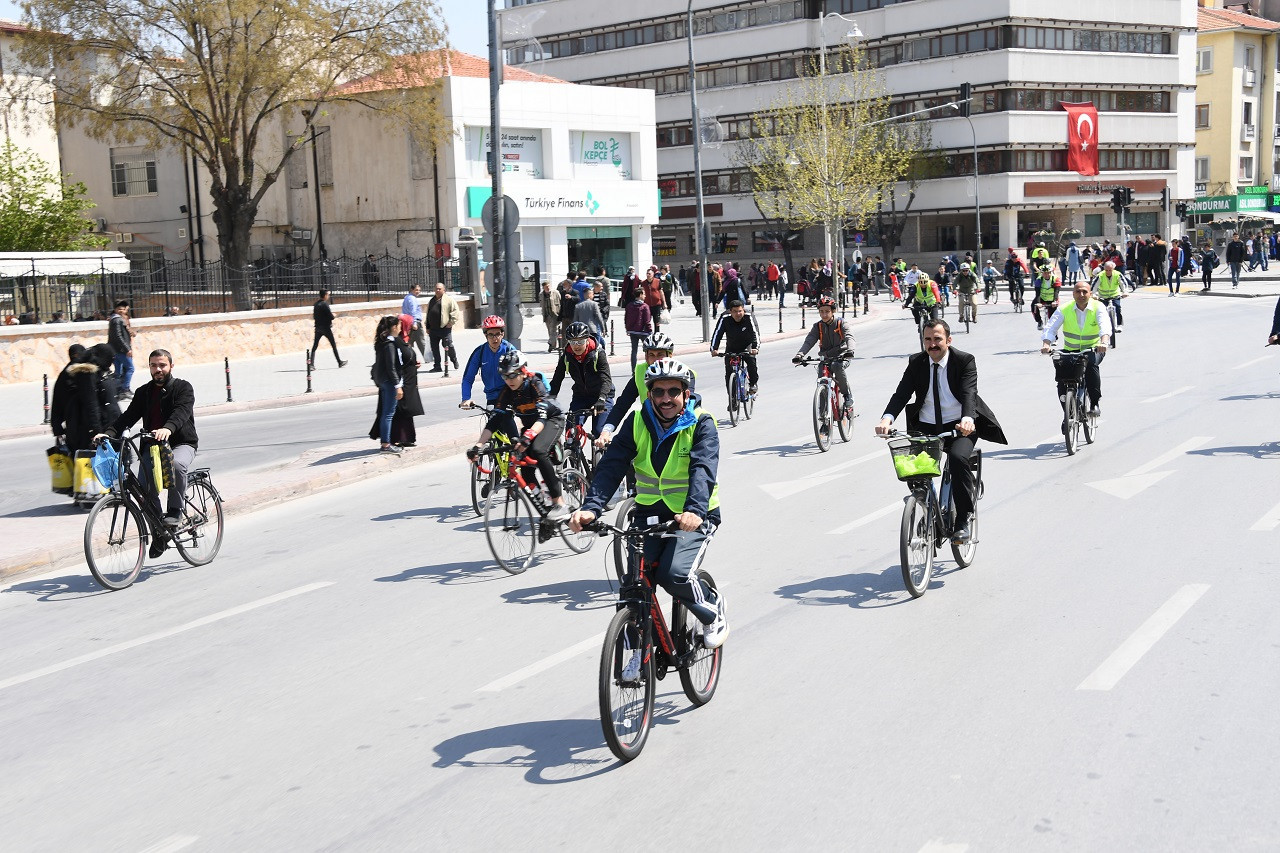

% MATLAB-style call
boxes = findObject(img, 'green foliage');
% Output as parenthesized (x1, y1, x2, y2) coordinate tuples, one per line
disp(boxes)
(0, 141, 107, 252)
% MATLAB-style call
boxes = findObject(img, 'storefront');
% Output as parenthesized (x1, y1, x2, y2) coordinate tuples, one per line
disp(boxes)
(567, 226, 632, 277)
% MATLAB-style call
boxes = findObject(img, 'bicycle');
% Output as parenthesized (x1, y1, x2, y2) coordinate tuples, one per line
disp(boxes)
(714, 351, 755, 426)
(1047, 349, 1098, 456)
(482, 430, 593, 574)
(879, 429, 983, 598)
(465, 405, 506, 516)
(1097, 295, 1125, 349)
(83, 431, 224, 590)
(956, 291, 975, 333)
(563, 408, 602, 479)
(794, 351, 854, 452)
(587, 519, 723, 762)
(1011, 281, 1025, 313)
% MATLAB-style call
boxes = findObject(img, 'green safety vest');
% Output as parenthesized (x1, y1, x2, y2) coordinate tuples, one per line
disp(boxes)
(914, 281, 936, 306)
(1096, 271, 1123, 299)
(1061, 300, 1102, 351)
(1038, 278, 1058, 302)
(633, 361, 647, 388)
(631, 409, 721, 514)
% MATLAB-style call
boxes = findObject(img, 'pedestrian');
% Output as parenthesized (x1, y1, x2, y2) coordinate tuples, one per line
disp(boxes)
(425, 282, 461, 372)
(720, 265, 748, 311)
(63, 343, 121, 456)
(677, 264, 689, 296)
(1226, 231, 1246, 289)
(1065, 241, 1082, 285)
(573, 281, 607, 346)
(557, 275, 579, 345)
(592, 275, 611, 326)
(1151, 235, 1168, 288)
(643, 266, 667, 330)
(369, 315, 422, 448)
(107, 299, 135, 401)
(49, 343, 87, 449)
(766, 260, 780, 300)
(690, 261, 703, 316)
(620, 265, 641, 304)
(624, 289, 652, 369)
(310, 289, 348, 368)
(1198, 242, 1218, 291)
(361, 254, 380, 288)
(572, 270, 592, 302)
(778, 263, 789, 308)
(540, 280, 561, 352)
(1167, 238, 1182, 296)
(660, 264, 676, 309)
(400, 282, 427, 360)
(371, 315, 404, 454)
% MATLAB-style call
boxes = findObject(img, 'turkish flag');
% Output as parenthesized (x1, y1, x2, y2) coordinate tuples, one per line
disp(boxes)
(1061, 102, 1099, 176)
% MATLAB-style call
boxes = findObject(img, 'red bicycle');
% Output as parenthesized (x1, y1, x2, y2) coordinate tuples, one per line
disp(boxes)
(563, 407, 602, 479)
(793, 351, 854, 452)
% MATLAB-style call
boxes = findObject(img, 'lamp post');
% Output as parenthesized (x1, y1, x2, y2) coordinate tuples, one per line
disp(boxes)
(817, 9, 861, 302)
(949, 100, 981, 267)
(687, 0, 711, 341)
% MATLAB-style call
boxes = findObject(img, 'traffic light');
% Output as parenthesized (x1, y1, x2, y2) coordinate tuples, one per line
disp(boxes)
(958, 82, 971, 118)
(1160, 187, 1169, 208)
(1110, 188, 1125, 215)
(1175, 201, 1188, 219)
(1122, 186, 1134, 208)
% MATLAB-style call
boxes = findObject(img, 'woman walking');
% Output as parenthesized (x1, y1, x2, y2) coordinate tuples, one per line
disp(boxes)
(371, 315, 404, 454)
(370, 315, 422, 448)
(63, 343, 121, 455)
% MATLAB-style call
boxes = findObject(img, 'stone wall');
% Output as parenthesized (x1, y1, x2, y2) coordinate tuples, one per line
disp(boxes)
(0, 297, 476, 384)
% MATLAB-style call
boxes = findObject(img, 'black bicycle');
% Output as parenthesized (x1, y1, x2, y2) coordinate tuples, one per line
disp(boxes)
(588, 519, 722, 761)
(714, 351, 755, 426)
(84, 431, 224, 590)
(1047, 349, 1098, 455)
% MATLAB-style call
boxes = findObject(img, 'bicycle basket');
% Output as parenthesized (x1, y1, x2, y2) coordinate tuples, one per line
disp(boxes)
(1054, 353, 1087, 382)
(887, 436, 943, 480)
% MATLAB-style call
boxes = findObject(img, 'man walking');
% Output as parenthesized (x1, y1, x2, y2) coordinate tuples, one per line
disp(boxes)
(425, 282, 461, 372)
(107, 300, 135, 401)
(1226, 232, 1247, 289)
(540, 280, 561, 352)
(401, 282, 427, 360)
(310, 289, 348, 367)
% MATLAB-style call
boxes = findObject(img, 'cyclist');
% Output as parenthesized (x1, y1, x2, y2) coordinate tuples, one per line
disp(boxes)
(459, 315, 515, 408)
(597, 331, 677, 449)
(548, 321, 614, 437)
(875, 320, 1007, 544)
(1031, 241, 1051, 269)
(793, 295, 855, 418)
(710, 299, 761, 396)
(902, 271, 942, 327)
(97, 349, 198, 559)
(467, 350, 570, 521)
(1041, 280, 1110, 421)
(954, 262, 980, 323)
(1004, 248, 1027, 305)
(1031, 263, 1061, 331)
(569, 358, 729, 658)
(1092, 260, 1127, 333)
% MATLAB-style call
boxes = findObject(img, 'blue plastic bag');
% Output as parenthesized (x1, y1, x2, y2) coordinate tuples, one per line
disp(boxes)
(91, 441, 119, 489)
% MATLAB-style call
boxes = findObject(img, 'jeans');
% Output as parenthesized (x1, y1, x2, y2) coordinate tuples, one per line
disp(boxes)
(1202, 267, 1212, 290)
(141, 441, 195, 518)
(641, 521, 720, 624)
(629, 335, 643, 369)
(570, 397, 613, 438)
(377, 383, 399, 444)
(112, 352, 134, 393)
(1230, 262, 1243, 287)
(1168, 267, 1181, 293)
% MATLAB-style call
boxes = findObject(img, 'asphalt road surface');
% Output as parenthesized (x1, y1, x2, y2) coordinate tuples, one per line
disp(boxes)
(0, 292, 1277, 850)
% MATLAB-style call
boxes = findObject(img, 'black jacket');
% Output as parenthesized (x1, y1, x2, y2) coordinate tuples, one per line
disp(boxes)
(1271, 296, 1280, 338)
(313, 299, 334, 330)
(63, 363, 121, 453)
(373, 335, 403, 387)
(1227, 239, 1247, 264)
(549, 344, 613, 407)
(110, 374, 198, 449)
(711, 311, 761, 352)
(882, 348, 1007, 445)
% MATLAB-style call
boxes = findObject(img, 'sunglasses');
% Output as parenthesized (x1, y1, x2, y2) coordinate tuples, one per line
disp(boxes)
(649, 386, 685, 399)
(485, 331, 504, 338)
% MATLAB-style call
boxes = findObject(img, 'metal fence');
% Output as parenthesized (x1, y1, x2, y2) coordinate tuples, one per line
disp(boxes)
(1, 252, 463, 322)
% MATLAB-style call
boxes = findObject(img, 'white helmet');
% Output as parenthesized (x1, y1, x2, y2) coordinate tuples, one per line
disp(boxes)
(644, 358, 694, 389)
(641, 332, 675, 353)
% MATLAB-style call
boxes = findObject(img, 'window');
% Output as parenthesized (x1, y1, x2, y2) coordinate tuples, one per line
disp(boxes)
(1245, 45, 1255, 69)
(1196, 156, 1210, 182)
(1083, 214, 1104, 236)
(1240, 156, 1255, 182)
(1195, 105, 1210, 129)
(1130, 212, 1158, 234)
(1197, 47, 1213, 73)
(109, 148, 158, 197)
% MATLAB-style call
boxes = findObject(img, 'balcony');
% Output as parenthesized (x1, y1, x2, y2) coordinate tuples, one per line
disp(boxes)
(1245, 67, 1258, 87)
(1243, 123, 1257, 140)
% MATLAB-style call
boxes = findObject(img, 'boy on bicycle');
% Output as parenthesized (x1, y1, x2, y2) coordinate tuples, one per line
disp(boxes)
(793, 296, 856, 417)
(710, 299, 761, 396)
(548, 321, 614, 437)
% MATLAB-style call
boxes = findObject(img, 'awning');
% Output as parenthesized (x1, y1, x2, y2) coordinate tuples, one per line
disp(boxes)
(0, 251, 131, 277)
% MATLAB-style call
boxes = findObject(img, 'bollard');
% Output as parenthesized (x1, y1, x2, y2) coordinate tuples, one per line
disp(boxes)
(864, 291, 870, 314)
(777, 299, 783, 334)
(42, 373, 50, 424)
(609, 320, 616, 356)
(305, 349, 313, 394)
(800, 305, 806, 330)
(224, 357, 233, 403)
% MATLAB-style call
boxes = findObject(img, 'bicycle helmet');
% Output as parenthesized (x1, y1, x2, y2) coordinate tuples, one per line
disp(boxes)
(640, 331, 675, 353)
(644, 358, 695, 389)
(481, 315, 506, 330)
(564, 321, 592, 340)
(497, 349, 527, 377)
(816, 295, 837, 310)
(960, 262, 970, 271)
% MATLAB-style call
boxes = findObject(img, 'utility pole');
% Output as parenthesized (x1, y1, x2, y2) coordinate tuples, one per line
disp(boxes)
(687, 0, 711, 341)
(488, 0, 522, 346)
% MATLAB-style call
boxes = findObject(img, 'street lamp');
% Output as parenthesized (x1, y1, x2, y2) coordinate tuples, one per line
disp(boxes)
(687, 0, 711, 341)
(948, 98, 982, 267)
(817, 9, 861, 302)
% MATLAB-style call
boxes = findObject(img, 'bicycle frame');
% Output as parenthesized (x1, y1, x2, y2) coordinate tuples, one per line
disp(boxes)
(614, 528, 689, 668)
(107, 434, 171, 538)
(725, 353, 751, 402)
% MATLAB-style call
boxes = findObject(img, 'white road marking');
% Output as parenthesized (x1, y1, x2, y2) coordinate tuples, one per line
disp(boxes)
(828, 502, 900, 535)
(1233, 354, 1270, 370)
(760, 450, 881, 499)
(1125, 437, 1212, 477)
(0, 583, 334, 693)
(1249, 498, 1280, 531)
(1141, 385, 1194, 403)
(1077, 584, 1210, 691)
(138, 836, 199, 853)
(1087, 437, 1211, 499)
(917, 842, 970, 853)
(477, 634, 602, 693)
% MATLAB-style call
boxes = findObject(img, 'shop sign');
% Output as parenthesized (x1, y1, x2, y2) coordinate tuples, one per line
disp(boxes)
(1186, 195, 1236, 215)
(465, 127, 544, 178)
(570, 132, 633, 180)
(467, 180, 657, 221)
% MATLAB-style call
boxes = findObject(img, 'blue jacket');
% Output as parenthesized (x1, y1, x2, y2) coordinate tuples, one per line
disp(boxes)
(461, 339, 515, 403)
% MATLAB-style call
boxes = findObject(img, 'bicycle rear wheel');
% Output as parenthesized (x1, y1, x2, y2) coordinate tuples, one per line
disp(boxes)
(899, 492, 935, 598)
(173, 479, 224, 566)
(484, 483, 538, 574)
(1107, 303, 1118, 349)
(84, 494, 146, 590)
(599, 607, 654, 762)
(950, 501, 978, 568)
(742, 372, 754, 420)
(674, 569, 723, 706)
(812, 384, 832, 452)
(557, 470, 595, 554)
(1083, 399, 1098, 445)
(727, 373, 741, 426)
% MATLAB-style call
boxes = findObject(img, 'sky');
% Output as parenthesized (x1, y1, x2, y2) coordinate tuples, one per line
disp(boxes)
(0, 0, 492, 56)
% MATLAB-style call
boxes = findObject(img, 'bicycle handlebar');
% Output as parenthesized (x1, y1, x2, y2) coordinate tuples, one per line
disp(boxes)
(876, 428, 959, 441)
(582, 519, 680, 538)
(793, 351, 852, 366)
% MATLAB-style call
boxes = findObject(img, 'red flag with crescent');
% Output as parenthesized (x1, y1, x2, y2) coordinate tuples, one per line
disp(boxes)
(1061, 102, 1099, 176)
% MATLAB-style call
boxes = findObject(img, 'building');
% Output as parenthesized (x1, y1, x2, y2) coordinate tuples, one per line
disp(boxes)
(498, 0, 1197, 266)
(0, 21, 61, 175)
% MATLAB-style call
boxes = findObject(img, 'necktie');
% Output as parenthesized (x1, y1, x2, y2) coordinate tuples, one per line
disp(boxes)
(932, 362, 944, 426)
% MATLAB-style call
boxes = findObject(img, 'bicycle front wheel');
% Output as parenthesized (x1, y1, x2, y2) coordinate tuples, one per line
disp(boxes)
(469, 456, 493, 516)
(742, 374, 754, 420)
(557, 469, 595, 554)
(173, 479, 224, 566)
(1063, 391, 1078, 456)
(484, 483, 538, 574)
(599, 607, 654, 762)
(899, 493, 935, 598)
(727, 373, 741, 426)
(611, 496, 636, 583)
(812, 383, 832, 452)
(674, 569, 723, 706)
(1084, 402, 1098, 445)
(84, 494, 146, 590)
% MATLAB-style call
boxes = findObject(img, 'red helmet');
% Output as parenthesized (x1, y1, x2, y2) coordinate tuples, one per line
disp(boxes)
(481, 315, 505, 330)
(817, 295, 837, 309)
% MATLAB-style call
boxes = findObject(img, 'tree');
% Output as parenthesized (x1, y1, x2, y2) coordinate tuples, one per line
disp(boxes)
(0, 140, 107, 252)
(13, 0, 448, 309)
(875, 147, 945, 265)
(736, 43, 925, 288)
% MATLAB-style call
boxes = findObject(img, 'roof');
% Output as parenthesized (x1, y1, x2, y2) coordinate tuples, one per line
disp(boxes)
(1197, 7, 1280, 33)
(0, 19, 30, 35)
(337, 49, 568, 95)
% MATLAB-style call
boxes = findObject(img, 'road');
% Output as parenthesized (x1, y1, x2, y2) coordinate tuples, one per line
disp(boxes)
(0, 292, 1277, 850)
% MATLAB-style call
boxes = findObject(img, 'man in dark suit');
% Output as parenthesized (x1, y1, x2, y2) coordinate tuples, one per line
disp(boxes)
(875, 319, 1007, 543)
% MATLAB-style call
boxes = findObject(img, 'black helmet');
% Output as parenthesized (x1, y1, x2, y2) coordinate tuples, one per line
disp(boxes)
(565, 322, 592, 340)
(497, 350, 527, 377)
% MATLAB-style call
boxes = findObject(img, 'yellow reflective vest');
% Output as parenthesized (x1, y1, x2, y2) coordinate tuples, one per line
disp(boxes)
(632, 407, 721, 514)
(1061, 300, 1103, 351)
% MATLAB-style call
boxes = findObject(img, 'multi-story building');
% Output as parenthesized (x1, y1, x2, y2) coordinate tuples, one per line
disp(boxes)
(499, 0, 1197, 266)
(1, 21, 61, 174)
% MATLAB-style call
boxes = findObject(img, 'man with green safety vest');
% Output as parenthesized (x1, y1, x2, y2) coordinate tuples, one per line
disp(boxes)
(597, 331, 681, 449)
(902, 271, 942, 328)
(571, 358, 729, 652)
(1041, 280, 1110, 419)
(1031, 264, 1060, 331)
(1092, 260, 1127, 332)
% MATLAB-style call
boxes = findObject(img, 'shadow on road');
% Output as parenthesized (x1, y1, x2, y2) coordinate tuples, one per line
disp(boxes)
(983, 441, 1065, 461)
(1188, 442, 1280, 459)
(501, 578, 615, 611)
(1, 503, 86, 519)
(1220, 392, 1280, 401)
(309, 448, 384, 466)
(734, 441, 819, 458)
(375, 559, 506, 585)
(432, 718, 618, 783)
(992, 349, 1039, 356)
(371, 505, 483, 529)
(775, 567, 911, 608)
(1, 573, 113, 600)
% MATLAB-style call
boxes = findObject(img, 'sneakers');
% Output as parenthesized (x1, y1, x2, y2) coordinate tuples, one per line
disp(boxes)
(163, 513, 181, 529)
(148, 535, 168, 559)
(1089, 403, 1101, 417)
(702, 595, 730, 649)
(117, 391, 133, 403)
(338, 360, 349, 368)
(620, 649, 643, 683)
(1036, 323, 1044, 331)
(545, 503, 570, 522)
(380, 444, 403, 455)
(427, 365, 443, 373)
(1116, 325, 1124, 333)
